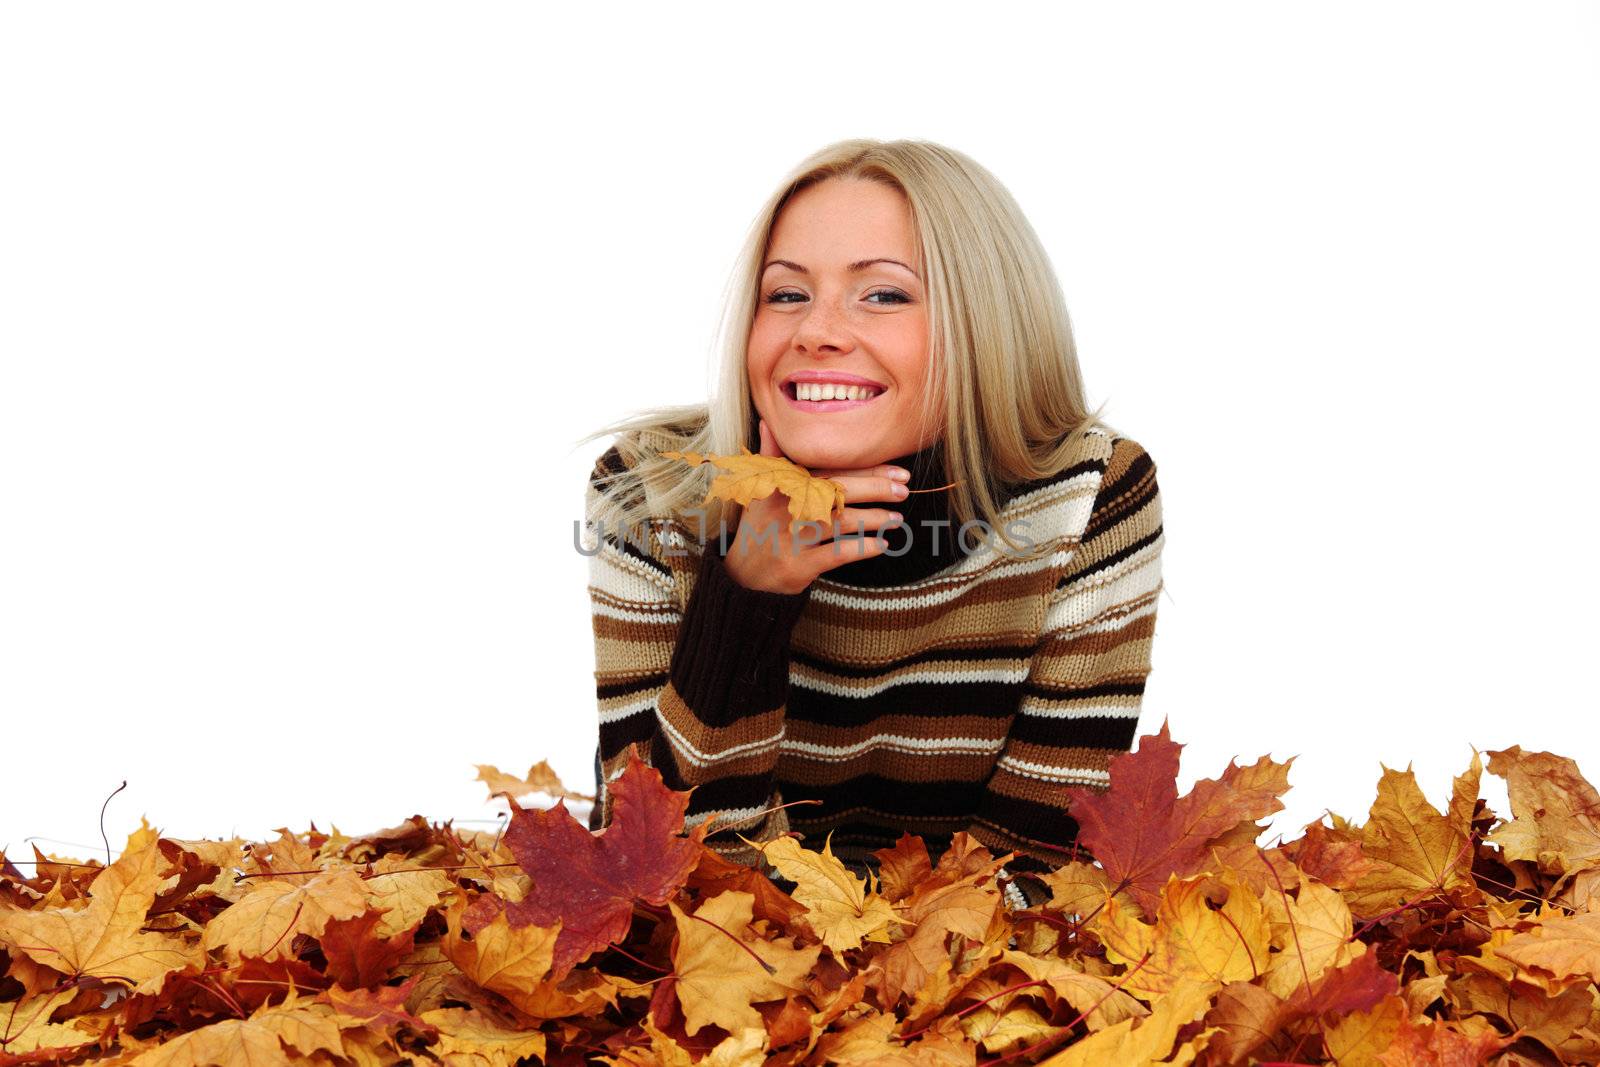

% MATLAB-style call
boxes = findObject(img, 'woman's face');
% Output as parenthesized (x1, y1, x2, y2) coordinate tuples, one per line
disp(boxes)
(747, 177, 939, 471)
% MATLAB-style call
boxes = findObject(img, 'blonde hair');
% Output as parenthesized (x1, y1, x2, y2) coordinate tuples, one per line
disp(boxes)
(574, 138, 1125, 560)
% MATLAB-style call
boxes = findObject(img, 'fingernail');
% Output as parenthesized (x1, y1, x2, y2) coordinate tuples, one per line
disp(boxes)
(892, 483, 909, 499)
(889, 467, 910, 481)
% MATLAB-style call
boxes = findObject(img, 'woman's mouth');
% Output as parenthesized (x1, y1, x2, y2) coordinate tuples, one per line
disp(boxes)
(781, 380, 886, 412)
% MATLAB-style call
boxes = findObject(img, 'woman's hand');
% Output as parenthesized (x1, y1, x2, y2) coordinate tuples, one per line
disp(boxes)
(720, 418, 910, 595)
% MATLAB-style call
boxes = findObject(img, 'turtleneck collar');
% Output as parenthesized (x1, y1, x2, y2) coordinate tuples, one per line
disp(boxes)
(823, 437, 971, 588)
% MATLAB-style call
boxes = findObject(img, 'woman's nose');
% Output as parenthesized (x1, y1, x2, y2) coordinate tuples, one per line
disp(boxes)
(790, 296, 854, 353)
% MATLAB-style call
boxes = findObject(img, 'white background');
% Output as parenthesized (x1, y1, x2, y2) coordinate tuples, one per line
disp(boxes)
(2, 3, 1596, 863)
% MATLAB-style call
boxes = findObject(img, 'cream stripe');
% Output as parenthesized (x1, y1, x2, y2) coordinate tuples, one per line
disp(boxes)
(811, 548, 1068, 610)
(590, 600, 681, 624)
(792, 664, 1029, 697)
(588, 559, 675, 592)
(782, 733, 1005, 761)
(1040, 587, 1160, 640)
(654, 707, 783, 769)
(684, 804, 765, 829)
(1015, 702, 1143, 721)
(999, 469, 1102, 514)
(598, 694, 658, 724)
(995, 756, 1112, 784)
(1043, 550, 1162, 632)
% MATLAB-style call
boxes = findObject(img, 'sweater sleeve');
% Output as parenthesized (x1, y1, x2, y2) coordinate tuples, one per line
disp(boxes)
(584, 444, 811, 862)
(969, 437, 1166, 906)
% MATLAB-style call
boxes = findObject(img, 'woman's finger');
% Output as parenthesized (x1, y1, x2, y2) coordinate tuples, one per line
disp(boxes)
(819, 472, 911, 506)
(828, 506, 905, 535)
(810, 463, 905, 482)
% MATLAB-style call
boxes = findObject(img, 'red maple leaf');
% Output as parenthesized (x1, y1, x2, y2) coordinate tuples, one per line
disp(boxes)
(1286, 948, 1397, 1018)
(496, 748, 711, 980)
(1062, 718, 1294, 913)
(318, 908, 418, 990)
(317, 976, 439, 1037)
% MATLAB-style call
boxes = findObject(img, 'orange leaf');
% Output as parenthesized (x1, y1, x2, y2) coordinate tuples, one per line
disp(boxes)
(661, 446, 847, 529)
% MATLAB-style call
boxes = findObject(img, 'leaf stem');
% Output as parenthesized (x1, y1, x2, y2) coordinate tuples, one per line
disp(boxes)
(984, 948, 1155, 1064)
(897, 979, 1050, 1041)
(687, 913, 777, 975)
(99, 780, 127, 867)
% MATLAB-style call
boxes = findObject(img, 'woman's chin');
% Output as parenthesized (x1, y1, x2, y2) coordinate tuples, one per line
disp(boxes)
(767, 427, 842, 461)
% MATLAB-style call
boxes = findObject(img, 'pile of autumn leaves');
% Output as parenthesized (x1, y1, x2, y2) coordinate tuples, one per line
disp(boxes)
(3, 725, 1599, 1066)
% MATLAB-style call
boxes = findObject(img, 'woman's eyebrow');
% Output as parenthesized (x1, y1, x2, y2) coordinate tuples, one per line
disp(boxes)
(761, 257, 920, 279)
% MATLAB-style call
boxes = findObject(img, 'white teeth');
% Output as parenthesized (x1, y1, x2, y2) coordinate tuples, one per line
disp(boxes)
(794, 382, 881, 402)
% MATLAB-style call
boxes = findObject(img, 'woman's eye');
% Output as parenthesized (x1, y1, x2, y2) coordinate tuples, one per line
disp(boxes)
(761, 288, 910, 305)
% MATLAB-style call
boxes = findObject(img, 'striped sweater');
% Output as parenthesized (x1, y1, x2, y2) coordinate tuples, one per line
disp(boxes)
(583, 424, 1164, 905)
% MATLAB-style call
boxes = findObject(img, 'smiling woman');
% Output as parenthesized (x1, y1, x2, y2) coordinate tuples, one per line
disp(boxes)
(749, 180, 937, 472)
(573, 139, 1165, 909)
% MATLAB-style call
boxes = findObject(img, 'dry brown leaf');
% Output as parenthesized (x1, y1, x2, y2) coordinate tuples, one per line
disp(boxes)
(753, 830, 899, 954)
(1342, 752, 1483, 918)
(200, 867, 369, 963)
(7, 723, 1600, 1065)
(661, 446, 847, 529)
(668, 889, 821, 1037)
(1033, 975, 1219, 1066)
(0, 820, 204, 996)
(1093, 869, 1272, 1003)
(1487, 744, 1600, 880)
(475, 760, 594, 804)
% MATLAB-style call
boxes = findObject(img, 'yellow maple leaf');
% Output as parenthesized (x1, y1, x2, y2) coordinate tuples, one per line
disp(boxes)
(1493, 910, 1600, 990)
(475, 760, 594, 804)
(417, 1005, 548, 1066)
(810, 1011, 900, 1064)
(0, 819, 204, 996)
(994, 948, 1148, 1032)
(439, 891, 563, 1018)
(662, 447, 847, 529)
(879, 876, 999, 1007)
(752, 831, 899, 954)
(1261, 876, 1366, 998)
(1447, 969, 1592, 1053)
(1323, 993, 1407, 1067)
(1486, 745, 1600, 879)
(1373, 1010, 1511, 1065)
(127, 991, 346, 1065)
(600, 1014, 759, 1067)
(1342, 751, 1482, 919)
(668, 889, 821, 1037)
(1093, 870, 1271, 1003)
(1038, 859, 1138, 922)
(695, 1026, 769, 1067)
(364, 853, 455, 939)
(1034, 975, 1219, 1067)
(200, 867, 369, 962)
(0, 985, 102, 1058)
(959, 1000, 1055, 1054)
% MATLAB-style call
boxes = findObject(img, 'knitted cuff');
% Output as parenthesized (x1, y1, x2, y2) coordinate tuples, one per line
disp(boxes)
(669, 542, 812, 727)
(1003, 867, 1053, 910)
(996, 850, 1063, 910)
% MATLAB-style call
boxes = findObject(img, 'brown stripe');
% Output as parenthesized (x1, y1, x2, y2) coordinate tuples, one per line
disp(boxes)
(655, 683, 785, 783)
(1032, 610, 1158, 686)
